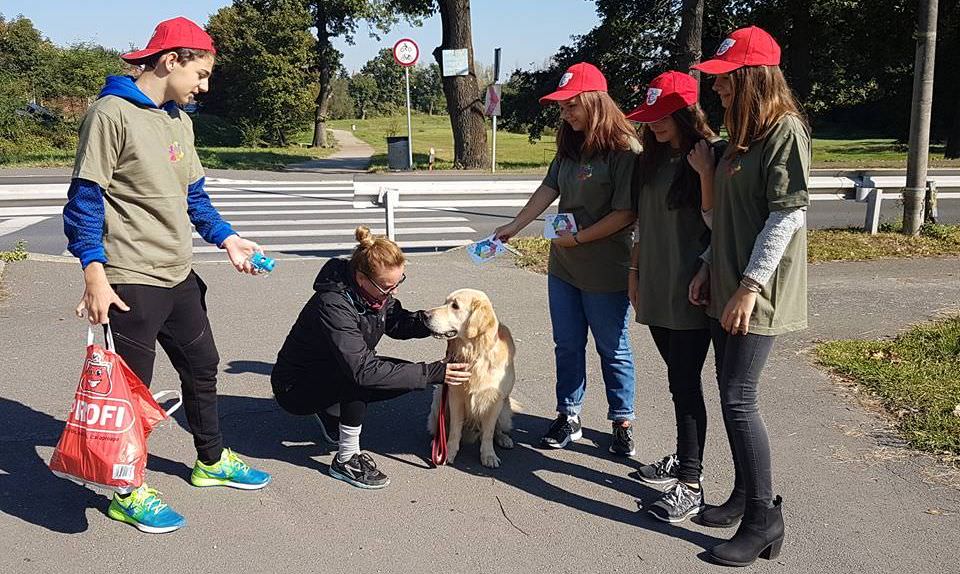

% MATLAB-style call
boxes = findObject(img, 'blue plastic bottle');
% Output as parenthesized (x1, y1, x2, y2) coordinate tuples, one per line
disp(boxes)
(250, 252, 276, 273)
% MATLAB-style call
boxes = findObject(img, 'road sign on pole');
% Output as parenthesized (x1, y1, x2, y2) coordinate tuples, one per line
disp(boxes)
(393, 38, 419, 170)
(487, 46, 503, 173)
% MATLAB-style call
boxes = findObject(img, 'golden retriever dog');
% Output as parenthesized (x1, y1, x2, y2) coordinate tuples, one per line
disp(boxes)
(425, 289, 516, 468)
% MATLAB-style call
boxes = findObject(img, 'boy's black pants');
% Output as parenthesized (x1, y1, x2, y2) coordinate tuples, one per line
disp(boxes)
(107, 271, 223, 463)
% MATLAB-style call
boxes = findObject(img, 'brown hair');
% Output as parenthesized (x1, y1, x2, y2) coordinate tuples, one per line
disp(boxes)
(637, 104, 718, 210)
(723, 65, 807, 158)
(349, 226, 405, 276)
(556, 91, 638, 161)
(132, 48, 214, 70)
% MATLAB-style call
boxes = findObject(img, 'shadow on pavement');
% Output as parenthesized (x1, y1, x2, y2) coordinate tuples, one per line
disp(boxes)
(0, 397, 186, 534)
(177, 380, 724, 550)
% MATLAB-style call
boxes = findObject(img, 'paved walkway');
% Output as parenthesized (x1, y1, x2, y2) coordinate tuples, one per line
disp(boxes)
(284, 129, 375, 173)
(0, 253, 958, 573)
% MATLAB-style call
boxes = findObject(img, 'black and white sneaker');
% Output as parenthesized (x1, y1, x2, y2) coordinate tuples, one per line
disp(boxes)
(648, 482, 705, 523)
(633, 453, 680, 485)
(540, 414, 582, 449)
(609, 421, 635, 456)
(329, 452, 390, 489)
(312, 411, 340, 445)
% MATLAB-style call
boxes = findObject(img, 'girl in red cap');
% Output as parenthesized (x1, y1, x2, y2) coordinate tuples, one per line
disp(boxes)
(495, 62, 640, 457)
(688, 25, 810, 566)
(62, 17, 271, 534)
(624, 70, 726, 524)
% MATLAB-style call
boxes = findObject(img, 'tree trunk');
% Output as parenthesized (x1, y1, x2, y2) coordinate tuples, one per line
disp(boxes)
(674, 0, 704, 82)
(903, 0, 938, 236)
(786, 0, 813, 100)
(432, 0, 488, 169)
(311, 7, 335, 148)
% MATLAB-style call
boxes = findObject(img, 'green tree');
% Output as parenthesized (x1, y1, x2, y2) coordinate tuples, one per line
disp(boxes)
(411, 63, 444, 114)
(348, 73, 378, 119)
(0, 15, 52, 100)
(305, 0, 432, 147)
(205, 0, 316, 146)
(326, 75, 355, 120)
(360, 47, 405, 113)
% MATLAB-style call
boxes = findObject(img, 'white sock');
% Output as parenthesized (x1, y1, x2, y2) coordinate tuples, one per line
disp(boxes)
(325, 403, 341, 417)
(336, 424, 361, 463)
(566, 414, 579, 423)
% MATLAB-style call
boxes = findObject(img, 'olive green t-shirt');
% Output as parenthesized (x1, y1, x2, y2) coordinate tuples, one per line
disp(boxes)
(542, 147, 638, 293)
(73, 95, 204, 288)
(707, 114, 810, 335)
(634, 156, 710, 330)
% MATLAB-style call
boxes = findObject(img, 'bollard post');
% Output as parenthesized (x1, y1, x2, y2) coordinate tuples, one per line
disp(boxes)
(377, 187, 399, 240)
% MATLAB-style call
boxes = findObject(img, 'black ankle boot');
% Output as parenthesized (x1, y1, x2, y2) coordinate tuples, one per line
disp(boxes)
(708, 496, 784, 567)
(698, 485, 745, 528)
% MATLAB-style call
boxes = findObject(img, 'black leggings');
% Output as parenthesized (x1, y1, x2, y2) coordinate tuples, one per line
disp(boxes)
(648, 326, 711, 484)
(272, 367, 410, 427)
(107, 272, 223, 463)
(709, 319, 776, 505)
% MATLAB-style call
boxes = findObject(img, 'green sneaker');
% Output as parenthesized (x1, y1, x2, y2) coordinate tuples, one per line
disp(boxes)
(190, 448, 271, 490)
(106, 484, 186, 534)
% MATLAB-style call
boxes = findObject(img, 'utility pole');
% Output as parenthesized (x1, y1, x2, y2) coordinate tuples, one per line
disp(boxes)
(903, 0, 939, 236)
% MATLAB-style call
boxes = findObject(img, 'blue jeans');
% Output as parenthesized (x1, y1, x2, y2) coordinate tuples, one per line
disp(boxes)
(548, 274, 636, 421)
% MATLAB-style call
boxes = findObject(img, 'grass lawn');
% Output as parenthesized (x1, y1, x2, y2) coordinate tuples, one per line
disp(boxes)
(813, 138, 960, 168)
(816, 316, 960, 456)
(329, 113, 556, 171)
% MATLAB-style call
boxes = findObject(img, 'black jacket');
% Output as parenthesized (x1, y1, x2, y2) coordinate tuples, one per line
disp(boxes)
(273, 258, 445, 393)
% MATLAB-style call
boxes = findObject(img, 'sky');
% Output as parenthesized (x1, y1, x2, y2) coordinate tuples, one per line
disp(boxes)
(1, 0, 601, 73)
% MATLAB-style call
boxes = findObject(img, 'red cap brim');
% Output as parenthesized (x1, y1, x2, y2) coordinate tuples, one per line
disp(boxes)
(691, 58, 744, 75)
(625, 106, 670, 123)
(120, 48, 164, 62)
(539, 89, 585, 105)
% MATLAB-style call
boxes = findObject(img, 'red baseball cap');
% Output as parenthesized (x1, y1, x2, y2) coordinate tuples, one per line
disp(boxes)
(121, 17, 216, 63)
(625, 71, 699, 123)
(539, 62, 607, 104)
(691, 26, 781, 75)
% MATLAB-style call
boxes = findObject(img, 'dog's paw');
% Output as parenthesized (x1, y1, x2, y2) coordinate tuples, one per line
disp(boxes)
(480, 450, 501, 468)
(445, 448, 459, 465)
(495, 433, 514, 449)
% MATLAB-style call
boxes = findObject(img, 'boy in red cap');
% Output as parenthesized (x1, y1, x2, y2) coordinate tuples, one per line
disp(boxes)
(62, 16, 271, 534)
(624, 70, 726, 524)
(494, 62, 640, 457)
(687, 25, 810, 566)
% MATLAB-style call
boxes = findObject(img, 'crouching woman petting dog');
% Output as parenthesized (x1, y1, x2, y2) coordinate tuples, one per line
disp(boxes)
(271, 227, 471, 489)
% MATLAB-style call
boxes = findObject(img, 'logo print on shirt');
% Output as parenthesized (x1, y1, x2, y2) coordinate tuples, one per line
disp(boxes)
(558, 72, 574, 88)
(646, 87, 662, 106)
(168, 141, 185, 162)
(716, 38, 736, 56)
(577, 163, 593, 181)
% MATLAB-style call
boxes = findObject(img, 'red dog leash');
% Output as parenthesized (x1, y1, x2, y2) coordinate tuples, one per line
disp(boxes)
(430, 384, 449, 467)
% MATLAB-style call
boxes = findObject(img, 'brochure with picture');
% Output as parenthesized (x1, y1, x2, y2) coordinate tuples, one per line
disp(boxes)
(543, 213, 578, 239)
(467, 235, 507, 264)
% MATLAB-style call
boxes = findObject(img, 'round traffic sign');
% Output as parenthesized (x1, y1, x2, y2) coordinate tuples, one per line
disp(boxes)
(393, 38, 419, 67)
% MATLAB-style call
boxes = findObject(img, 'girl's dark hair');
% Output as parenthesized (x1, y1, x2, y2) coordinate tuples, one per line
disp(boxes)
(637, 104, 720, 210)
(131, 48, 213, 70)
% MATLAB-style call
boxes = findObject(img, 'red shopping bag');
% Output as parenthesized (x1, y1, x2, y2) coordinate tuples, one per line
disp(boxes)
(49, 327, 181, 493)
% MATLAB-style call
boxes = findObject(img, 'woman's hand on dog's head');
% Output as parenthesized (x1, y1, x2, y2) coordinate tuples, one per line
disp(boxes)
(443, 362, 472, 386)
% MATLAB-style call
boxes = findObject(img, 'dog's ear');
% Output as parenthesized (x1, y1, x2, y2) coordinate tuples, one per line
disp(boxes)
(464, 297, 497, 340)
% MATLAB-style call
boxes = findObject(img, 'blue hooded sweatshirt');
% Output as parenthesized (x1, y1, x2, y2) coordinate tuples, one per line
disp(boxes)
(63, 75, 236, 268)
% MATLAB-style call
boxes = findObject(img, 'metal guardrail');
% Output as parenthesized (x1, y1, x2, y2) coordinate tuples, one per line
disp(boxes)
(357, 172, 960, 238)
